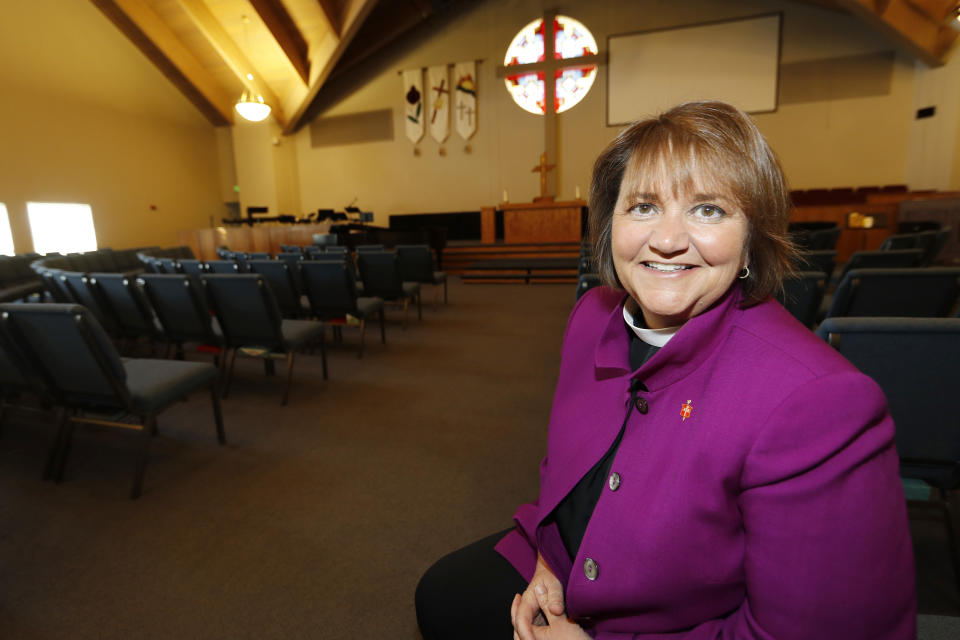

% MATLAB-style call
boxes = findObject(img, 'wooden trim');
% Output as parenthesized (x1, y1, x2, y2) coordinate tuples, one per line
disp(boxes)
(249, 0, 311, 85)
(316, 0, 343, 36)
(283, 0, 379, 134)
(838, 0, 957, 66)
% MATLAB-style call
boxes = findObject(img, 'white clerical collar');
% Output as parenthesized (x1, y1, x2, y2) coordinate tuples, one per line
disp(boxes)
(622, 298, 681, 347)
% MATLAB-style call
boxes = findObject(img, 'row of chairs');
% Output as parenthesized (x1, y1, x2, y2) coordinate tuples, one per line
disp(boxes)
(789, 225, 950, 267)
(817, 317, 960, 599)
(778, 268, 960, 329)
(49, 270, 328, 405)
(148, 245, 447, 309)
(145, 252, 425, 335)
(0, 302, 225, 499)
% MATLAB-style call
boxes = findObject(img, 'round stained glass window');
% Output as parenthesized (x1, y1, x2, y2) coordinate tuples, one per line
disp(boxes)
(503, 15, 598, 115)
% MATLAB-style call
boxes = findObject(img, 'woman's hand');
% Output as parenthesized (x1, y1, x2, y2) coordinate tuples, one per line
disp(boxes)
(511, 554, 565, 640)
(529, 585, 591, 640)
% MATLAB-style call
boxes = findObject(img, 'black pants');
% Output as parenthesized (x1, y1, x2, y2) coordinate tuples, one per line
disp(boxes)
(415, 529, 529, 640)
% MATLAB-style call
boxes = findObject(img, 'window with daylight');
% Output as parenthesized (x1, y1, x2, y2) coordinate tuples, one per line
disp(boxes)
(503, 15, 598, 115)
(0, 204, 15, 256)
(27, 202, 98, 254)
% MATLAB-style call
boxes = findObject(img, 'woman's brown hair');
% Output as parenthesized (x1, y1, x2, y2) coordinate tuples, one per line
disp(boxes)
(588, 101, 796, 307)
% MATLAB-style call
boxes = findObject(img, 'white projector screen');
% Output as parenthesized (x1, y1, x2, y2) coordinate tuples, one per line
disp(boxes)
(607, 14, 781, 125)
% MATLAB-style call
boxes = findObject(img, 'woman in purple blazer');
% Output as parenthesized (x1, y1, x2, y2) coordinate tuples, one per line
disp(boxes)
(416, 101, 916, 639)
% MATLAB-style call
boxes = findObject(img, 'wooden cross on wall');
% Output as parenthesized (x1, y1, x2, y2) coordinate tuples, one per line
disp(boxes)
(497, 11, 602, 199)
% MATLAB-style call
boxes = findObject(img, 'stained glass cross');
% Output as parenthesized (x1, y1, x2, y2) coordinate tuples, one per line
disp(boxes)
(499, 12, 600, 199)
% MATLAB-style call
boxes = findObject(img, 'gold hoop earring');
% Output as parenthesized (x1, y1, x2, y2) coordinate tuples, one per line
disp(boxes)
(738, 266, 750, 280)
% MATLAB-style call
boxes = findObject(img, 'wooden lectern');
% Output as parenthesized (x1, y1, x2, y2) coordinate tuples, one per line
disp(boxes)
(480, 199, 586, 244)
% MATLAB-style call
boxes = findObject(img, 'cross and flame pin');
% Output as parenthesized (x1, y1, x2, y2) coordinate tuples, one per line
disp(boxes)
(680, 400, 693, 422)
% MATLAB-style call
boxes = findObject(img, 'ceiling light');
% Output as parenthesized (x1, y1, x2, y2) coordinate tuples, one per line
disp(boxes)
(235, 88, 271, 122)
(234, 16, 271, 122)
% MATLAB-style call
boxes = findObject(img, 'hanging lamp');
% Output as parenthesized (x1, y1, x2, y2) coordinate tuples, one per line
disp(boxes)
(235, 74, 271, 122)
(234, 17, 271, 122)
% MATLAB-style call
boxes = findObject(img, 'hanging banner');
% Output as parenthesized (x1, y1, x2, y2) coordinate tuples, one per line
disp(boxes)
(454, 61, 477, 140)
(427, 65, 451, 144)
(403, 68, 424, 144)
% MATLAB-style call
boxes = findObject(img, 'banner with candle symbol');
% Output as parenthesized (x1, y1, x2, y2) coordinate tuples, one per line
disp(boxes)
(427, 65, 451, 144)
(454, 61, 477, 140)
(403, 68, 425, 144)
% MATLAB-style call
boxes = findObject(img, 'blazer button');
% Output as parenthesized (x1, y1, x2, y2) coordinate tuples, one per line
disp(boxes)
(634, 397, 648, 414)
(583, 557, 598, 581)
(608, 472, 621, 491)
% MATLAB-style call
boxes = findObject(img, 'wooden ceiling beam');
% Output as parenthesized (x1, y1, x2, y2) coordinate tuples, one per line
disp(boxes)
(174, 0, 285, 127)
(905, 0, 957, 22)
(317, 0, 343, 36)
(838, 0, 958, 66)
(249, 0, 311, 85)
(282, 0, 379, 134)
(90, 0, 234, 125)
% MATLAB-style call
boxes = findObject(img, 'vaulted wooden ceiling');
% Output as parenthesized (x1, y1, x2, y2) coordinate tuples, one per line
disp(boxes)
(91, 0, 959, 134)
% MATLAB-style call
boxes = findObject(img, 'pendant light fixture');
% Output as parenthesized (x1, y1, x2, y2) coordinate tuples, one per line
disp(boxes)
(235, 16, 271, 122)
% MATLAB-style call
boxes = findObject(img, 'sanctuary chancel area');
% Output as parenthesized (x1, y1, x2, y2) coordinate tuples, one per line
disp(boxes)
(3, 1, 960, 638)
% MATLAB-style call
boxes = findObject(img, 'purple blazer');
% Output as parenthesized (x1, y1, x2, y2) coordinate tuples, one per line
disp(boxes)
(495, 284, 916, 639)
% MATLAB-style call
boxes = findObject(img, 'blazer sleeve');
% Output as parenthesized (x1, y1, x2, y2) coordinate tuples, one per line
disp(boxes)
(592, 371, 916, 640)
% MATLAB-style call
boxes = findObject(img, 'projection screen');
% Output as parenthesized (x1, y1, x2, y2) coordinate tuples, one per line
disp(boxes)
(607, 14, 781, 125)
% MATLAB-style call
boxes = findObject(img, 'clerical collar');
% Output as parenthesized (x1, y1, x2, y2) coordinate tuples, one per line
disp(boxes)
(622, 298, 681, 347)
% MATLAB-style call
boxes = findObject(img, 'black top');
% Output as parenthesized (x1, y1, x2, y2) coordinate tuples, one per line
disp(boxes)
(552, 321, 660, 560)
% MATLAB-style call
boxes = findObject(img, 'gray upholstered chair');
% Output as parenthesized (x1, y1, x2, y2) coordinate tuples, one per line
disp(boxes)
(357, 251, 420, 327)
(576, 273, 601, 301)
(0, 303, 225, 499)
(817, 317, 960, 600)
(825, 268, 960, 319)
(136, 273, 223, 360)
(200, 274, 327, 405)
(246, 259, 307, 319)
(776, 271, 827, 329)
(838, 249, 923, 280)
(300, 260, 385, 358)
(88, 272, 163, 351)
(396, 244, 447, 305)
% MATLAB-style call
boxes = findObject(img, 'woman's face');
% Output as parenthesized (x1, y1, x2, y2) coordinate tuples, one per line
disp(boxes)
(611, 164, 750, 329)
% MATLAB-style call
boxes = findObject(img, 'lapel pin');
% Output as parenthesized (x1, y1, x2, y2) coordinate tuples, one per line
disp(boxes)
(681, 400, 693, 422)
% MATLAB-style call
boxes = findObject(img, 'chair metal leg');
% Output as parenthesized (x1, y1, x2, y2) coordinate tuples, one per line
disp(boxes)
(130, 416, 155, 499)
(402, 299, 409, 329)
(380, 308, 386, 344)
(282, 351, 295, 406)
(43, 407, 70, 481)
(217, 345, 228, 394)
(938, 488, 960, 608)
(0, 391, 7, 438)
(223, 348, 237, 398)
(320, 332, 328, 381)
(417, 291, 422, 321)
(358, 318, 366, 358)
(210, 383, 226, 445)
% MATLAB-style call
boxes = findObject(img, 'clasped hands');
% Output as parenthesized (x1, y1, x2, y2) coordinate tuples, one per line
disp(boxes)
(510, 555, 590, 640)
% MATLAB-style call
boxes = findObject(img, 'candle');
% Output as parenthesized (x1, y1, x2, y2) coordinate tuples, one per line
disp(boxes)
(575, 185, 581, 199)
(503, 189, 509, 203)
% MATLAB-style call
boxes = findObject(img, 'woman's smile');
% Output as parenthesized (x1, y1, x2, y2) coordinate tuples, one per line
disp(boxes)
(611, 174, 749, 329)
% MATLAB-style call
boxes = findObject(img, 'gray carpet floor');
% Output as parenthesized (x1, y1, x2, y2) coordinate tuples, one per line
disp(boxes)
(0, 279, 956, 638)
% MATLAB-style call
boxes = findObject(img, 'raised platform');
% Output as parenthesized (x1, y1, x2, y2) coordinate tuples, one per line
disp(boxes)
(446, 242, 580, 282)
(446, 242, 581, 283)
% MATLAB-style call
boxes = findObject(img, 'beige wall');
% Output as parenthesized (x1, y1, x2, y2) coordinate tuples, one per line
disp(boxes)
(0, 0, 223, 253)
(291, 0, 960, 227)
